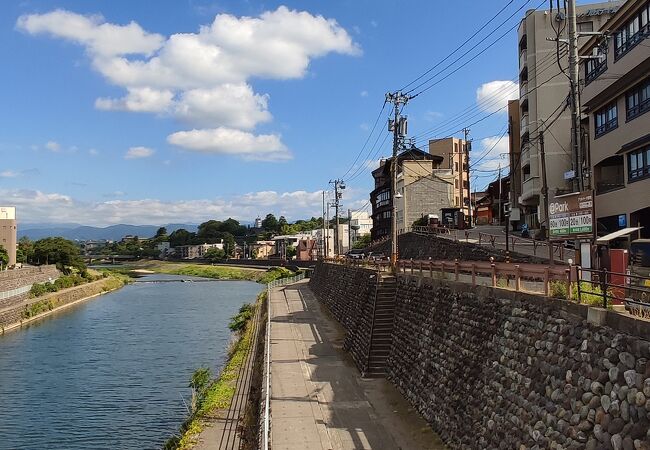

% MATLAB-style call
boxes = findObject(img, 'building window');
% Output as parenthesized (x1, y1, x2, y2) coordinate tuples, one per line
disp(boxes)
(594, 102, 618, 138)
(454, 179, 458, 188)
(454, 162, 458, 172)
(578, 21, 593, 33)
(614, 2, 650, 60)
(628, 146, 650, 182)
(585, 52, 607, 84)
(626, 78, 650, 121)
(455, 197, 459, 206)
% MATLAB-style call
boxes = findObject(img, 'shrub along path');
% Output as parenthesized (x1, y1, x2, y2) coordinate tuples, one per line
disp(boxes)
(269, 281, 446, 450)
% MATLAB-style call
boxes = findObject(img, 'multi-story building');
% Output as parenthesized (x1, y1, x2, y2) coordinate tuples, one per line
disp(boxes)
(580, 0, 650, 238)
(175, 242, 224, 259)
(507, 100, 523, 229)
(428, 137, 471, 217)
(0, 206, 17, 267)
(370, 148, 442, 241)
(349, 211, 372, 242)
(515, 2, 620, 229)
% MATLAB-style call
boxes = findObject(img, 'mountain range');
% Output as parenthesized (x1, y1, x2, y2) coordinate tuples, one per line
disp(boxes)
(18, 223, 199, 241)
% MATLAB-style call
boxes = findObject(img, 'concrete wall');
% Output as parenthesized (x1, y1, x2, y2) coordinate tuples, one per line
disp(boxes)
(311, 262, 650, 450)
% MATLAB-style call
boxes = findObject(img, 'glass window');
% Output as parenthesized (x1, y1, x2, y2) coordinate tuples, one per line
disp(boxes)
(626, 78, 650, 121)
(614, 2, 650, 59)
(628, 146, 650, 181)
(594, 102, 618, 137)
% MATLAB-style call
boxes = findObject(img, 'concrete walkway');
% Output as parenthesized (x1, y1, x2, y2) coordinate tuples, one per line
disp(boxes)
(269, 281, 446, 450)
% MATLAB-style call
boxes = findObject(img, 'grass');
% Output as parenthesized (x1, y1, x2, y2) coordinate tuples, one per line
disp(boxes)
(166, 291, 265, 450)
(131, 261, 296, 284)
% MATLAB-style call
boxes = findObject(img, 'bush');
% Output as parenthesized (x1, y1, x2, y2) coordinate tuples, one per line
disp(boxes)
(549, 280, 611, 308)
(228, 303, 254, 332)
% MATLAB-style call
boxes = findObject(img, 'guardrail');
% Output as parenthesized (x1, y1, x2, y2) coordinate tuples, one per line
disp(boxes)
(263, 272, 307, 450)
(576, 267, 650, 314)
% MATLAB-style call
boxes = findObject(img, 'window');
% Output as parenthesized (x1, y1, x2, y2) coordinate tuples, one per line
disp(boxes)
(455, 197, 459, 206)
(594, 102, 618, 137)
(455, 179, 458, 188)
(585, 50, 606, 84)
(454, 162, 458, 172)
(626, 78, 650, 121)
(614, 2, 650, 59)
(578, 21, 593, 32)
(375, 189, 390, 208)
(628, 146, 650, 181)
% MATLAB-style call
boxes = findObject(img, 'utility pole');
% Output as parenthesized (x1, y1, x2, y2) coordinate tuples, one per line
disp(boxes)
(326, 201, 330, 258)
(321, 190, 326, 258)
(539, 128, 554, 266)
(463, 128, 472, 227)
(386, 91, 410, 268)
(329, 179, 345, 256)
(347, 209, 352, 253)
(567, 0, 583, 192)
(498, 163, 502, 226)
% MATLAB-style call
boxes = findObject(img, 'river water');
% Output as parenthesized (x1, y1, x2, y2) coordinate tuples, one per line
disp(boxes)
(0, 274, 262, 449)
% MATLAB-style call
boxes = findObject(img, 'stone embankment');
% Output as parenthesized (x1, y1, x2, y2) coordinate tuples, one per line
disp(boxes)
(0, 265, 60, 309)
(368, 232, 549, 263)
(0, 277, 123, 332)
(310, 261, 650, 450)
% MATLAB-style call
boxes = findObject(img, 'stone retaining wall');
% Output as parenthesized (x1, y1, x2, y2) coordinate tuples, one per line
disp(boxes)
(0, 265, 61, 309)
(309, 263, 377, 372)
(311, 262, 650, 450)
(0, 278, 117, 331)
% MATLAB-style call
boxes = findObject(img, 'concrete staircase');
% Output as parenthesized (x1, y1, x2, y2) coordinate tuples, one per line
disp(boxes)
(364, 276, 397, 378)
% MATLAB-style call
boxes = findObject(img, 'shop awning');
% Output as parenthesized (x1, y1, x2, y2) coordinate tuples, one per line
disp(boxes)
(596, 227, 643, 244)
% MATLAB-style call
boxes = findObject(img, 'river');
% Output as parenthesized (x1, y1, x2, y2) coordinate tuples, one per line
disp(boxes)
(0, 274, 262, 449)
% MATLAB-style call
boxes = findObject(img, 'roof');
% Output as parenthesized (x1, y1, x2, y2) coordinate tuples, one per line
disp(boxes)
(596, 227, 643, 244)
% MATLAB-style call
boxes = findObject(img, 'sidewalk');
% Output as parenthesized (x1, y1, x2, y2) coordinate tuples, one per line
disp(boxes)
(269, 281, 446, 450)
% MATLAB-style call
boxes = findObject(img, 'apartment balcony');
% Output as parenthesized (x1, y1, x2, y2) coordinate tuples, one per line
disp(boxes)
(520, 81, 528, 108)
(519, 49, 528, 71)
(520, 143, 531, 167)
(520, 113, 529, 137)
(520, 176, 539, 203)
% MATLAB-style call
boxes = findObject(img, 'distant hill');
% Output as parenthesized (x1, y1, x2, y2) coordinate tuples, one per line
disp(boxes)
(18, 223, 199, 241)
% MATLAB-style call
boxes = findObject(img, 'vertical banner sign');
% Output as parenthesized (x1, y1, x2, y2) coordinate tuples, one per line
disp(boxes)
(549, 190, 594, 239)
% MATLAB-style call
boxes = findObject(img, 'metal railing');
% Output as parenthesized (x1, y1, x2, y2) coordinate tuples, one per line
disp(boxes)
(576, 267, 650, 314)
(263, 271, 307, 450)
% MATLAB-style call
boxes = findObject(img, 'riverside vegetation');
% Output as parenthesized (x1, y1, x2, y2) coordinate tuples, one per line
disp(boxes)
(164, 291, 266, 450)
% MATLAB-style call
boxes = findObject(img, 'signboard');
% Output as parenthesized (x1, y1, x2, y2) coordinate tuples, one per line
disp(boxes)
(564, 170, 575, 180)
(549, 190, 594, 239)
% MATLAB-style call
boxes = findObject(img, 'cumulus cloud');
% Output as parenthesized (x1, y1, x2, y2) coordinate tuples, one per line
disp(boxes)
(476, 80, 518, 114)
(0, 170, 20, 178)
(167, 127, 291, 161)
(3, 188, 340, 226)
(17, 7, 359, 160)
(125, 146, 154, 159)
(45, 140, 60, 152)
(473, 135, 509, 172)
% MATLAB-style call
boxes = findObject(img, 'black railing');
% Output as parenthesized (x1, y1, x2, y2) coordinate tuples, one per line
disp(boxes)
(595, 180, 625, 195)
(576, 267, 650, 314)
(595, 118, 618, 138)
(627, 97, 650, 121)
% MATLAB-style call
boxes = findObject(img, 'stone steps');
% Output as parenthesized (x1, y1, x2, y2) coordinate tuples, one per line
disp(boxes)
(364, 276, 397, 378)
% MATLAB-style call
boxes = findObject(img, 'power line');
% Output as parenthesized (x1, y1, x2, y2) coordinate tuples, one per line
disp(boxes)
(339, 100, 387, 180)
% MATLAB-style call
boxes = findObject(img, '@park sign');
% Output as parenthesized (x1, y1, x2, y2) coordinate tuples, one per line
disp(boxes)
(548, 190, 594, 240)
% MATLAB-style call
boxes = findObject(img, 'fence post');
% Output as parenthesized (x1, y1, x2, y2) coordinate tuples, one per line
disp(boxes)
(429, 260, 433, 279)
(566, 267, 573, 301)
(454, 259, 460, 281)
(419, 261, 423, 280)
(600, 268, 608, 309)
(441, 261, 445, 278)
(577, 266, 582, 304)
(491, 258, 497, 287)
(410, 259, 414, 276)
(478, 233, 482, 245)
(515, 265, 521, 292)
(471, 263, 476, 285)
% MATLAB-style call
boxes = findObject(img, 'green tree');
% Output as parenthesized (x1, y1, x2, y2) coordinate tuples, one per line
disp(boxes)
(285, 245, 297, 259)
(222, 233, 236, 257)
(220, 218, 247, 236)
(32, 237, 85, 272)
(18, 237, 34, 263)
(197, 220, 223, 240)
(169, 228, 195, 247)
(0, 245, 8, 266)
(261, 214, 278, 232)
(278, 216, 288, 231)
(155, 227, 168, 239)
(353, 234, 371, 249)
(204, 247, 226, 261)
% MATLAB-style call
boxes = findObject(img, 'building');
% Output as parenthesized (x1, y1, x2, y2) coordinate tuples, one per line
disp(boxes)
(507, 100, 523, 229)
(515, 2, 620, 229)
(250, 240, 275, 259)
(0, 206, 17, 267)
(296, 239, 318, 261)
(370, 147, 443, 241)
(428, 137, 471, 218)
(175, 242, 223, 259)
(349, 211, 372, 246)
(579, 0, 650, 238)
(395, 168, 454, 233)
(156, 241, 171, 258)
(254, 216, 263, 229)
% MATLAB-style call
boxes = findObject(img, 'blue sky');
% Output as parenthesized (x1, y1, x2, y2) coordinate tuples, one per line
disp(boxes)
(0, 0, 542, 225)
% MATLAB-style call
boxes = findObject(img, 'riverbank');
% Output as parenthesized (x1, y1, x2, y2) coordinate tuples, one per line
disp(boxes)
(127, 260, 295, 284)
(0, 275, 129, 334)
(166, 290, 266, 450)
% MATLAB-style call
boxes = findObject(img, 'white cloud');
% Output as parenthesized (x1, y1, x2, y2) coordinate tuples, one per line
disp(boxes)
(167, 127, 291, 161)
(0, 170, 20, 178)
(88, 148, 99, 156)
(45, 140, 60, 152)
(473, 135, 509, 172)
(360, 90, 368, 97)
(17, 8, 358, 160)
(125, 146, 154, 159)
(4, 188, 340, 226)
(476, 80, 518, 114)
(96, 87, 174, 112)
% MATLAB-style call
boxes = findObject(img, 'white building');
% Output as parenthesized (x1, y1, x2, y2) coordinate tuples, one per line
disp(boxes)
(350, 211, 372, 244)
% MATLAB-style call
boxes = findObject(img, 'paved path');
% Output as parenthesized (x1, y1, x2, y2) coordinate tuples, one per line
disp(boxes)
(269, 281, 446, 450)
